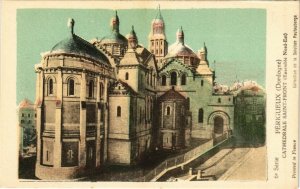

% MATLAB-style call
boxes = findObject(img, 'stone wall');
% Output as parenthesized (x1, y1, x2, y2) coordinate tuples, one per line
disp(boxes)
(108, 139, 131, 164)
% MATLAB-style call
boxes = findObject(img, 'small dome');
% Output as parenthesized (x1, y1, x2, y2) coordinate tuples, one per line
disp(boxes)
(50, 18, 110, 65)
(152, 5, 164, 24)
(199, 43, 207, 53)
(150, 6, 165, 36)
(99, 11, 128, 46)
(99, 31, 128, 45)
(126, 26, 138, 40)
(126, 26, 138, 49)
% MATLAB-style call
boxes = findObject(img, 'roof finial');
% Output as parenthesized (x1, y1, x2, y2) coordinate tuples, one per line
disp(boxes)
(203, 42, 207, 53)
(131, 25, 137, 35)
(127, 25, 138, 49)
(156, 4, 163, 20)
(177, 26, 184, 44)
(213, 60, 216, 70)
(68, 18, 75, 35)
(115, 10, 118, 16)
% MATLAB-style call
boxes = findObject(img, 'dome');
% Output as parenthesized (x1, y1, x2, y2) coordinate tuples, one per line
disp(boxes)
(166, 43, 198, 59)
(99, 11, 128, 46)
(99, 31, 128, 45)
(126, 26, 138, 49)
(165, 27, 199, 60)
(50, 18, 110, 65)
(152, 5, 164, 24)
(126, 26, 138, 40)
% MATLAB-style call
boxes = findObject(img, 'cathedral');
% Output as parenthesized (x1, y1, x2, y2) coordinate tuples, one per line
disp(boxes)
(34, 9, 235, 180)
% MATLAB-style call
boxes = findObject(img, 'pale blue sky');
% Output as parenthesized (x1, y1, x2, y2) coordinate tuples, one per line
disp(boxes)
(17, 9, 266, 103)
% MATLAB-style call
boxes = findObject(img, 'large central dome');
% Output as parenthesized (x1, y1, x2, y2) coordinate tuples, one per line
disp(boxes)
(166, 42, 198, 59)
(164, 27, 199, 67)
(50, 18, 110, 65)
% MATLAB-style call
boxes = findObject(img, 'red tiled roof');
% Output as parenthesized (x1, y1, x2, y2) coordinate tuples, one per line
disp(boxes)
(158, 88, 186, 101)
(18, 99, 34, 109)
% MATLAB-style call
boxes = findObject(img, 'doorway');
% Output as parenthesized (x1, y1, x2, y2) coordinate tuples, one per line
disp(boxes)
(214, 116, 224, 135)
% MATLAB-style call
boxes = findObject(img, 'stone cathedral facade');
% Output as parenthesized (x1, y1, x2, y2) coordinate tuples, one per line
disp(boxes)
(34, 10, 234, 180)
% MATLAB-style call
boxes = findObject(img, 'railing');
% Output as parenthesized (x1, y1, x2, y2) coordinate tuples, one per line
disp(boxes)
(213, 132, 230, 145)
(131, 138, 218, 182)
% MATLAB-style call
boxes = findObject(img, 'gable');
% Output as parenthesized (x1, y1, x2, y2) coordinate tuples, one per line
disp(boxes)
(158, 59, 194, 77)
(146, 55, 159, 74)
(109, 80, 138, 96)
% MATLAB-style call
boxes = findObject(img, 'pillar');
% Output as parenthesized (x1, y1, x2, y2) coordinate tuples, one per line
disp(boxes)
(189, 168, 193, 175)
(103, 78, 108, 162)
(95, 76, 102, 167)
(36, 69, 44, 164)
(173, 102, 176, 129)
(53, 68, 62, 167)
(79, 70, 87, 167)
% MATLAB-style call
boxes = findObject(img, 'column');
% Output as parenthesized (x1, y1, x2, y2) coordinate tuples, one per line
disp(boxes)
(95, 76, 101, 167)
(173, 102, 176, 129)
(53, 69, 62, 168)
(103, 78, 108, 162)
(79, 70, 87, 167)
(161, 102, 164, 128)
(35, 70, 44, 164)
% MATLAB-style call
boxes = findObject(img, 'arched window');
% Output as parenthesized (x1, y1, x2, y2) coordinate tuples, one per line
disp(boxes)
(68, 79, 75, 96)
(125, 72, 129, 80)
(171, 72, 177, 85)
(201, 80, 204, 86)
(166, 106, 171, 115)
(48, 78, 53, 95)
(218, 98, 221, 103)
(198, 108, 203, 123)
(117, 106, 121, 117)
(161, 75, 167, 86)
(88, 80, 94, 98)
(181, 74, 186, 85)
(100, 83, 104, 99)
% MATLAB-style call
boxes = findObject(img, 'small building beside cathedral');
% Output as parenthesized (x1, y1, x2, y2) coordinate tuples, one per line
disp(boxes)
(18, 99, 37, 157)
(31, 9, 259, 180)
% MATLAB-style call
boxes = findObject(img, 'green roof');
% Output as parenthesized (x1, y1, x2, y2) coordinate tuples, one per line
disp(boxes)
(100, 31, 127, 45)
(51, 34, 110, 65)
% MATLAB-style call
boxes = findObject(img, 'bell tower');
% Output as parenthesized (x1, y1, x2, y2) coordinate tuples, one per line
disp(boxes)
(148, 6, 168, 68)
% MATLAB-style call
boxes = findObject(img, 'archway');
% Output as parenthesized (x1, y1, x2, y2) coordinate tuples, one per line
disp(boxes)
(214, 116, 224, 134)
(208, 111, 230, 138)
